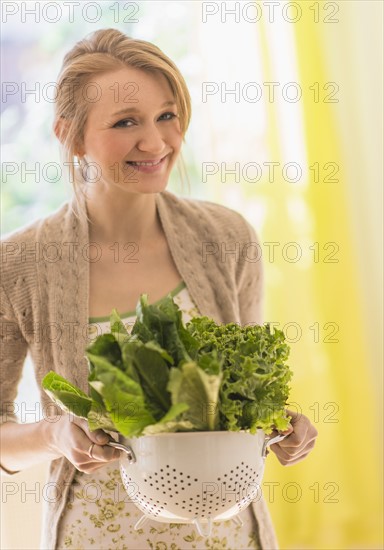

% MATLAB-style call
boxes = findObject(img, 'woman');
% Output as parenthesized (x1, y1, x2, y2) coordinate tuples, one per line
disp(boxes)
(0, 29, 317, 549)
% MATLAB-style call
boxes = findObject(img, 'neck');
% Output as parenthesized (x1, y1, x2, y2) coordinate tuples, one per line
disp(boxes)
(84, 186, 161, 245)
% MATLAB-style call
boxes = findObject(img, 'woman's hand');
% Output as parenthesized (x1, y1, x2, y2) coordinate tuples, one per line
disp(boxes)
(269, 409, 318, 466)
(46, 413, 121, 473)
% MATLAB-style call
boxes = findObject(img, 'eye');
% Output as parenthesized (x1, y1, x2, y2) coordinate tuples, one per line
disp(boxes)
(112, 112, 178, 128)
(113, 119, 135, 128)
(159, 112, 178, 121)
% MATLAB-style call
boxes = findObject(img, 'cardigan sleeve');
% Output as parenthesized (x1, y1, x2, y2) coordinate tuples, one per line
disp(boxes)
(0, 283, 28, 424)
(237, 220, 265, 326)
(0, 284, 29, 475)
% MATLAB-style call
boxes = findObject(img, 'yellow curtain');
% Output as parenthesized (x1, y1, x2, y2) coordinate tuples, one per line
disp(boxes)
(258, 4, 383, 550)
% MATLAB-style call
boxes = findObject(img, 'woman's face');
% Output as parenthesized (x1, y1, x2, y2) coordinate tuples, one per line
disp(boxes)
(79, 67, 183, 195)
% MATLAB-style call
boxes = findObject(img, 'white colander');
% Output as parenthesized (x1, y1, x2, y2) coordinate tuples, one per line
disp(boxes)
(109, 430, 285, 537)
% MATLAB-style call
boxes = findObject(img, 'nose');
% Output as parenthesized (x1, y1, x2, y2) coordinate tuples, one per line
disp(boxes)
(136, 122, 166, 155)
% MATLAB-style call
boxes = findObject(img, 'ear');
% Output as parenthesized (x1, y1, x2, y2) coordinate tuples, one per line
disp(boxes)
(53, 117, 68, 143)
(53, 117, 84, 156)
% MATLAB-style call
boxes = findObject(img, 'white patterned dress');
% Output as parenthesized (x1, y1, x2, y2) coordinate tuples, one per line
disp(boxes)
(56, 282, 261, 550)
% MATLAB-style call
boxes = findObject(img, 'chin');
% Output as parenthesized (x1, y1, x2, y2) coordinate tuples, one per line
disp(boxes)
(132, 179, 169, 195)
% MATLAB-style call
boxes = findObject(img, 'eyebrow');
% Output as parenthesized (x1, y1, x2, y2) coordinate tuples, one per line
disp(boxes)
(111, 100, 176, 117)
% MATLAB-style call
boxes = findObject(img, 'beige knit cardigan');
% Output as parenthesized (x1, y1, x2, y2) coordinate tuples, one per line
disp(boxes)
(0, 189, 278, 550)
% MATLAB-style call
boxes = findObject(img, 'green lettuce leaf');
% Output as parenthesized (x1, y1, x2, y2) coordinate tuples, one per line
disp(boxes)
(86, 333, 123, 370)
(110, 308, 131, 345)
(42, 371, 92, 419)
(132, 294, 192, 365)
(88, 358, 155, 436)
(167, 362, 222, 431)
(121, 341, 172, 419)
(142, 403, 192, 435)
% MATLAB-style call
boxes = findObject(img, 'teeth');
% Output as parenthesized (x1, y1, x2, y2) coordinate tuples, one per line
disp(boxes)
(129, 159, 162, 166)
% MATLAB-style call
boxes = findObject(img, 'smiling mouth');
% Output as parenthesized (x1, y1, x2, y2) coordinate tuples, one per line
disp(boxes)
(124, 155, 168, 175)
(126, 156, 166, 166)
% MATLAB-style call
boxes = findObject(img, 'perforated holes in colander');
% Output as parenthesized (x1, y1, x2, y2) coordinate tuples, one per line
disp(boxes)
(124, 460, 261, 518)
(235, 462, 261, 513)
(146, 466, 203, 516)
(144, 464, 187, 499)
(191, 460, 262, 516)
(120, 469, 166, 518)
(134, 489, 166, 518)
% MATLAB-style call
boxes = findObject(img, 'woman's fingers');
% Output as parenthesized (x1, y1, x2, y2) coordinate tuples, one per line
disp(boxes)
(71, 440, 121, 472)
(269, 411, 318, 466)
(84, 441, 120, 463)
(271, 437, 317, 465)
(71, 416, 110, 445)
(54, 414, 121, 473)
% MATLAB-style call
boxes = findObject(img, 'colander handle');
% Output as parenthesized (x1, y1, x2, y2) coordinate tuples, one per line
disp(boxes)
(107, 441, 136, 463)
(262, 433, 288, 458)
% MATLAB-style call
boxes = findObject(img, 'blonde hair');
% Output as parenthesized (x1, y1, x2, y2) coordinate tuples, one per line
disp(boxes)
(54, 28, 192, 208)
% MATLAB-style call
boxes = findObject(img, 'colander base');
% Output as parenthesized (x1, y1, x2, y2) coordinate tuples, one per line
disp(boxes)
(134, 512, 244, 538)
